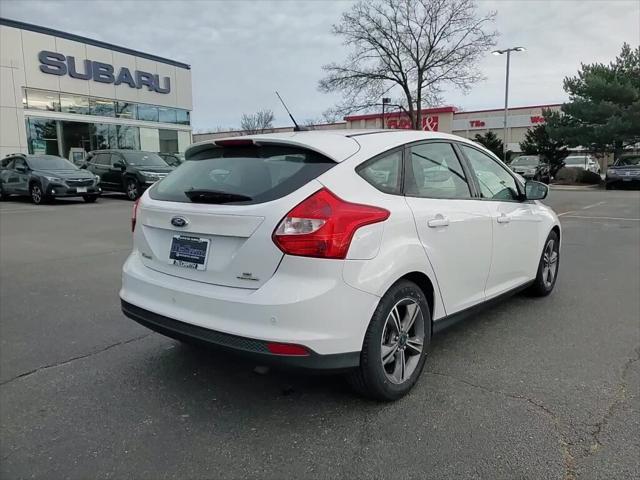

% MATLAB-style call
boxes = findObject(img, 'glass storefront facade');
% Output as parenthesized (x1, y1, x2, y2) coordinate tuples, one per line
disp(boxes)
(24, 88, 190, 125)
(24, 118, 183, 157)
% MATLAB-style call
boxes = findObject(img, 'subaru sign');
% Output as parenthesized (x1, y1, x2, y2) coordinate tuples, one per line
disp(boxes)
(38, 50, 171, 94)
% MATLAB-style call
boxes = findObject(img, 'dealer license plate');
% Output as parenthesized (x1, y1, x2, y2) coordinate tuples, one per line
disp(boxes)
(169, 235, 210, 271)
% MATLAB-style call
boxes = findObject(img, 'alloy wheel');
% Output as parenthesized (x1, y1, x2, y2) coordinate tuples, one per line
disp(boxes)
(31, 185, 42, 204)
(542, 239, 559, 288)
(380, 298, 425, 384)
(127, 181, 138, 200)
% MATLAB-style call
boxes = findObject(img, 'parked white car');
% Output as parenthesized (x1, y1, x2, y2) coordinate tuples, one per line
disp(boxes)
(564, 154, 601, 174)
(120, 130, 561, 400)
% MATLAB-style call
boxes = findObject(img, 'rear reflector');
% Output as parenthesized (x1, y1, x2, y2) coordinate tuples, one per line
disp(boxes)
(272, 188, 390, 259)
(266, 342, 310, 356)
(131, 198, 140, 232)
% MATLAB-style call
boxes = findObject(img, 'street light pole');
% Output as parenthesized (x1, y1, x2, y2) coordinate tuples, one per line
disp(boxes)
(381, 97, 391, 129)
(493, 46, 525, 163)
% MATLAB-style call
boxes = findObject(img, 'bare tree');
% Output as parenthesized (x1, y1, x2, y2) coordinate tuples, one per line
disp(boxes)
(240, 109, 275, 134)
(319, 0, 498, 129)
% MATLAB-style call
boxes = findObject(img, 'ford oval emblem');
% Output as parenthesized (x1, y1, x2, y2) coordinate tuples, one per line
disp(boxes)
(171, 216, 188, 228)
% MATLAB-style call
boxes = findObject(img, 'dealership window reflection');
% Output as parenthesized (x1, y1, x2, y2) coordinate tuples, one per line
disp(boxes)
(24, 89, 60, 111)
(159, 129, 178, 153)
(90, 98, 115, 117)
(116, 102, 136, 119)
(137, 104, 158, 122)
(60, 93, 90, 115)
(91, 123, 116, 151)
(115, 125, 140, 150)
(26, 118, 59, 155)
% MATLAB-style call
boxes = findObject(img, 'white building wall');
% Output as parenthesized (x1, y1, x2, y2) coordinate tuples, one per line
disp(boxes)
(139, 127, 160, 152)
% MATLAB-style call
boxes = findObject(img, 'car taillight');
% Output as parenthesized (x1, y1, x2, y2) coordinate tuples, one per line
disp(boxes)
(131, 198, 140, 232)
(266, 342, 310, 356)
(272, 188, 389, 259)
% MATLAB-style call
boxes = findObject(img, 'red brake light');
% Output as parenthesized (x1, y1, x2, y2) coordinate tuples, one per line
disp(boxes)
(214, 139, 256, 147)
(266, 342, 310, 356)
(272, 188, 390, 259)
(131, 198, 140, 232)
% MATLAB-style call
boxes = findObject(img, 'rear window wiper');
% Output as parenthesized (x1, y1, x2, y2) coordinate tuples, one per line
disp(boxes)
(184, 189, 252, 203)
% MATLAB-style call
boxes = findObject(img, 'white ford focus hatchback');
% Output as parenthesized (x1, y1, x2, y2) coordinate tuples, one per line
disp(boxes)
(121, 130, 560, 400)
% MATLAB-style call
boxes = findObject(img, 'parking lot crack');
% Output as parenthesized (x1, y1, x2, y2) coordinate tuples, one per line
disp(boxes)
(426, 370, 577, 479)
(585, 346, 640, 453)
(0, 333, 151, 387)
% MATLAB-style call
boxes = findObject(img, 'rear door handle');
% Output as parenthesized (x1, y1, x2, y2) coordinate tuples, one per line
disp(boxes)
(497, 214, 511, 224)
(427, 215, 450, 228)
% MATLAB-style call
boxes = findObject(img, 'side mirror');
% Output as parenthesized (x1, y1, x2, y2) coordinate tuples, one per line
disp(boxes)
(113, 160, 125, 170)
(525, 180, 548, 200)
(79, 163, 88, 169)
(15, 165, 26, 173)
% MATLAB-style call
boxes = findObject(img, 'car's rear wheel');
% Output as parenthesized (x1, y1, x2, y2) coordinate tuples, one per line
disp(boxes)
(529, 230, 560, 296)
(30, 182, 50, 205)
(126, 178, 140, 201)
(347, 280, 430, 401)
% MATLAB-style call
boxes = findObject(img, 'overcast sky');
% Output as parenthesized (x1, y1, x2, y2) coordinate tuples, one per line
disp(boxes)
(1, 0, 638, 131)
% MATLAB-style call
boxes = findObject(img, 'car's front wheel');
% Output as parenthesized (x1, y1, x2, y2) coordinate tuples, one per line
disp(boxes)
(0, 183, 8, 201)
(30, 182, 50, 205)
(347, 280, 430, 401)
(529, 230, 560, 296)
(125, 178, 140, 201)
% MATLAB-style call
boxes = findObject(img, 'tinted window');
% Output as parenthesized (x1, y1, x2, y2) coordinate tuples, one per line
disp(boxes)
(1, 158, 15, 169)
(406, 143, 471, 199)
(110, 154, 124, 166)
(158, 107, 177, 124)
(123, 151, 167, 166)
(461, 145, 519, 201)
(60, 94, 90, 115)
(27, 156, 78, 170)
(90, 153, 109, 166)
(150, 146, 335, 204)
(25, 89, 60, 111)
(357, 150, 402, 194)
(138, 105, 159, 122)
(89, 98, 115, 117)
(116, 102, 137, 119)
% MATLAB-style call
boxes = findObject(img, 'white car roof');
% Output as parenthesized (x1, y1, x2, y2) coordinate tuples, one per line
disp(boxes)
(186, 129, 490, 163)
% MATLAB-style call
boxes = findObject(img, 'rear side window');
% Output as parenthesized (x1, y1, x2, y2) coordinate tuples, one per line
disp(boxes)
(357, 150, 402, 194)
(150, 146, 335, 204)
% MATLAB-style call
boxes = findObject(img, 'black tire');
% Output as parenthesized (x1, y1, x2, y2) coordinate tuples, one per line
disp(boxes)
(125, 178, 140, 201)
(605, 182, 614, 190)
(0, 183, 8, 201)
(528, 230, 560, 297)
(346, 280, 431, 401)
(30, 182, 50, 205)
(82, 195, 98, 203)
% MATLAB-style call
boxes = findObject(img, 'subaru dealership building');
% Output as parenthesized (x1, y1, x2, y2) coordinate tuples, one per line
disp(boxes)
(0, 18, 192, 159)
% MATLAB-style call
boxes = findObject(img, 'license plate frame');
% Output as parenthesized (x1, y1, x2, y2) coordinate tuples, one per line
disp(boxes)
(76, 186, 88, 193)
(169, 235, 210, 271)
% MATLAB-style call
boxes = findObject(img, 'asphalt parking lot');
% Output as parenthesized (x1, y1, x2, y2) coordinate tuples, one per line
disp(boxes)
(1, 188, 638, 480)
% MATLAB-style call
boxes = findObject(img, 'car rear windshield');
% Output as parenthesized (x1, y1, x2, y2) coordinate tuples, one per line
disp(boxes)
(123, 151, 168, 166)
(149, 145, 335, 204)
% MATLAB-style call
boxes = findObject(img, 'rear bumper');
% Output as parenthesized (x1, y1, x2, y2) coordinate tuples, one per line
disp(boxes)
(120, 252, 379, 361)
(121, 300, 359, 370)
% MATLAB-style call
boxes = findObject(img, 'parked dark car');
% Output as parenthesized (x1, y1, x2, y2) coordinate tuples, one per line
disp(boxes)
(606, 154, 640, 189)
(0, 153, 101, 204)
(509, 155, 551, 183)
(84, 150, 174, 200)
(158, 152, 184, 167)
